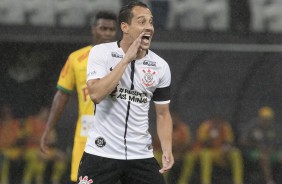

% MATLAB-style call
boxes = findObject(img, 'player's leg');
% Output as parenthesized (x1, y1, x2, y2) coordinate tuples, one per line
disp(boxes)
(22, 148, 37, 184)
(199, 149, 213, 184)
(0, 153, 9, 184)
(51, 149, 67, 184)
(178, 151, 198, 184)
(228, 148, 243, 184)
(35, 159, 46, 184)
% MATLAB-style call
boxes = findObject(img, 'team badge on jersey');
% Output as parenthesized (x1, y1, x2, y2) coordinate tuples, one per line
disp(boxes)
(142, 69, 156, 87)
(78, 176, 93, 184)
(95, 137, 106, 147)
(147, 144, 153, 150)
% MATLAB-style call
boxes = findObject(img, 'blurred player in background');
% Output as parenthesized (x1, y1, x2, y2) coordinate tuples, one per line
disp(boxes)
(240, 106, 282, 184)
(195, 114, 243, 184)
(23, 107, 66, 184)
(0, 104, 25, 184)
(40, 11, 117, 183)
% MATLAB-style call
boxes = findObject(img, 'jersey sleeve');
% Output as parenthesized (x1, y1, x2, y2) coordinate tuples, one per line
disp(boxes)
(87, 45, 108, 82)
(57, 55, 75, 94)
(153, 62, 171, 104)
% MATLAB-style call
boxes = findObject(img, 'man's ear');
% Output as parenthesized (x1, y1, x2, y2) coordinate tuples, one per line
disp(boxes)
(121, 22, 129, 34)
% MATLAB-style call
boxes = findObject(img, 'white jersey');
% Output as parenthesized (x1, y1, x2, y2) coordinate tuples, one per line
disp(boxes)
(86, 41, 171, 160)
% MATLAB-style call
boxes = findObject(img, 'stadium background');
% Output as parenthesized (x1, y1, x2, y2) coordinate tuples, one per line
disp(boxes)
(1, 0, 282, 183)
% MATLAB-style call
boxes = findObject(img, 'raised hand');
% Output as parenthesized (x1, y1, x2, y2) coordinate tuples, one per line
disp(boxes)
(123, 32, 145, 63)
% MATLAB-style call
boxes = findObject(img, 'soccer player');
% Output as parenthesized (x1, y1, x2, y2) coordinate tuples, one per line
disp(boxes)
(40, 11, 117, 183)
(195, 115, 243, 184)
(240, 106, 282, 184)
(79, 1, 174, 184)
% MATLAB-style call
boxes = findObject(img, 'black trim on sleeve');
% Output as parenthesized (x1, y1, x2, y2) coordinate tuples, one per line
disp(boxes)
(153, 86, 171, 102)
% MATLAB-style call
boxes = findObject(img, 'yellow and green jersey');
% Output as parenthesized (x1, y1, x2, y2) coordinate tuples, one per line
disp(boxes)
(57, 45, 93, 143)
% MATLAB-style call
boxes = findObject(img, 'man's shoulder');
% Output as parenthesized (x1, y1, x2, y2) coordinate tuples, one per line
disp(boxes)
(147, 49, 167, 64)
(89, 42, 118, 58)
(69, 45, 92, 59)
(93, 42, 117, 50)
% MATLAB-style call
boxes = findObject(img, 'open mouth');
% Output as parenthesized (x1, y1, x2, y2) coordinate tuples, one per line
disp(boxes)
(141, 35, 150, 44)
(142, 35, 150, 40)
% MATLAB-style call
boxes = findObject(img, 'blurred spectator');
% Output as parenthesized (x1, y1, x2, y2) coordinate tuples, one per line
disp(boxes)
(153, 112, 192, 183)
(0, 0, 25, 25)
(194, 114, 243, 184)
(0, 104, 25, 184)
(250, 0, 282, 33)
(22, 106, 48, 184)
(24, 0, 55, 26)
(22, 107, 66, 184)
(240, 106, 282, 184)
(167, 0, 229, 31)
(167, 0, 205, 30)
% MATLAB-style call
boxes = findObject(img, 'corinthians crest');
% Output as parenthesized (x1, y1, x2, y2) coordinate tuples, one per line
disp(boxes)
(79, 176, 93, 184)
(142, 69, 156, 87)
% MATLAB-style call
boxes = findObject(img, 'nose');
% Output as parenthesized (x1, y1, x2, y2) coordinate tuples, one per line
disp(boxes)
(105, 29, 112, 36)
(145, 23, 154, 32)
(104, 29, 115, 39)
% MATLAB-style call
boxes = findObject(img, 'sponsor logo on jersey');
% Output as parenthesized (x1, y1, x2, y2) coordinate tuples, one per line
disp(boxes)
(111, 52, 123, 58)
(95, 137, 106, 147)
(143, 60, 156, 67)
(142, 69, 156, 87)
(116, 87, 148, 104)
(147, 144, 153, 150)
(78, 176, 93, 184)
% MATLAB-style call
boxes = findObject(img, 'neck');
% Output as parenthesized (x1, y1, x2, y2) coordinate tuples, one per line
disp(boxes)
(137, 51, 147, 59)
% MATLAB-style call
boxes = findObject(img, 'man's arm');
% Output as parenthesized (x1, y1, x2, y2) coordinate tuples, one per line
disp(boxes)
(40, 90, 70, 153)
(86, 59, 128, 104)
(155, 103, 174, 173)
(87, 33, 145, 104)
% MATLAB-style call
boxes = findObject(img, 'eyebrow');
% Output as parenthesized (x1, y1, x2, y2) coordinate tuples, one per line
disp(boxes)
(136, 16, 153, 20)
(137, 16, 146, 20)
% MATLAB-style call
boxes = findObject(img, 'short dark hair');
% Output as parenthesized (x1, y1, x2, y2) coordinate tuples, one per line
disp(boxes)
(91, 11, 117, 26)
(118, 1, 148, 27)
